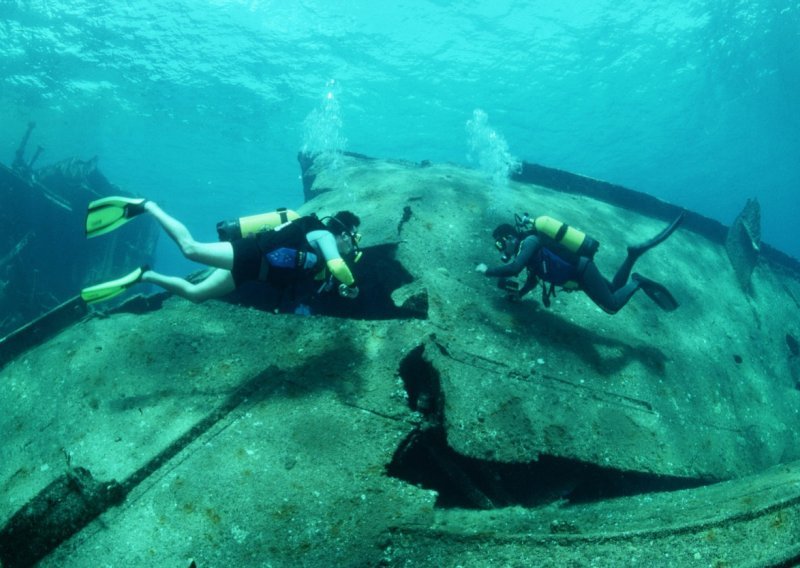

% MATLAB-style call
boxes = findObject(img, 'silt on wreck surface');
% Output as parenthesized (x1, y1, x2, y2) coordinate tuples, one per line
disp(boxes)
(1, 151, 800, 567)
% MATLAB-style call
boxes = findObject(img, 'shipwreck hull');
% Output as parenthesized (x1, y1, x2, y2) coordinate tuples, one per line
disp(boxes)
(1, 151, 800, 566)
(0, 146, 158, 339)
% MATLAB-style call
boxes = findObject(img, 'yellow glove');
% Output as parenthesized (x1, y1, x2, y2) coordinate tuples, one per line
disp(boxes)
(326, 258, 355, 286)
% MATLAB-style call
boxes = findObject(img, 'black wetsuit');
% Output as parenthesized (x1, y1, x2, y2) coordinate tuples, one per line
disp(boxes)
(486, 235, 640, 314)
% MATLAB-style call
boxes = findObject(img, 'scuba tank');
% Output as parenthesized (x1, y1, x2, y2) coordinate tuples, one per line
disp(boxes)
(216, 207, 300, 241)
(517, 213, 599, 260)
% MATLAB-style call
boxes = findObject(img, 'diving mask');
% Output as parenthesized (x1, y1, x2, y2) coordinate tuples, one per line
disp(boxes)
(348, 231, 363, 263)
(327, 215, 363, 263)
(495, 235, 516, 263)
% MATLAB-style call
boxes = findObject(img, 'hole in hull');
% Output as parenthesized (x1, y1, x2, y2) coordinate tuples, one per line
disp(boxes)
(389, 344, 706, 509)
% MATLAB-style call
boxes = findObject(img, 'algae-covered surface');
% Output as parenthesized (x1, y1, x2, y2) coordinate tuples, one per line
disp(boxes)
(2, 153, 800, 566)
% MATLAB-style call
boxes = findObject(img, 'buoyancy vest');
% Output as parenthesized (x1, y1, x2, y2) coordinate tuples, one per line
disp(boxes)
(254, 215, 326, 286)
(535, 248, 580, 286)
(521, 215, 599, 306)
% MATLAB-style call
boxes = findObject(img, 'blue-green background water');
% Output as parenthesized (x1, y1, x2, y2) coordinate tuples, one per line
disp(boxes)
(2, 1, 798, 273)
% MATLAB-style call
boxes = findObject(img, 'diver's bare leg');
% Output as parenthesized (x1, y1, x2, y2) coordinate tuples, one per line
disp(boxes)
(141, 268, 235, 303)
(145, 201, 234, 269)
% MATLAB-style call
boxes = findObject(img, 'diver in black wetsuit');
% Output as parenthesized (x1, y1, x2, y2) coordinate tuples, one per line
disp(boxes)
(476, 212, 685, 314)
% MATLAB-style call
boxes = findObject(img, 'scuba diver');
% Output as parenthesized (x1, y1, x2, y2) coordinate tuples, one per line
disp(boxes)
(80, 197, 362, 306)
(476, 212, 685, 314)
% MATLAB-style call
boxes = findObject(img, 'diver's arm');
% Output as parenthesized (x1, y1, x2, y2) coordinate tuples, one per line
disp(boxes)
(484, 236, 540, 278)
(306, 230, 357, 295)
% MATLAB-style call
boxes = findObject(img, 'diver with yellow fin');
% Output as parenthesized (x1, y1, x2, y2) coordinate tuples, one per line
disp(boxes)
(476, 211, 684, 314)
(81, 197, 362, 306)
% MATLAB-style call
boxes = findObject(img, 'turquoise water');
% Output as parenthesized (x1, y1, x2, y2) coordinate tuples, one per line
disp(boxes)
(2, 1, 798, 271)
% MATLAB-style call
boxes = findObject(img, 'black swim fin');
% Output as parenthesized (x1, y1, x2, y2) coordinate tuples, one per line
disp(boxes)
(632, 273, 679, 311)
(85, 196, 147, 238)
(628, 211, 686, 260)
(81, 266, 147, 304)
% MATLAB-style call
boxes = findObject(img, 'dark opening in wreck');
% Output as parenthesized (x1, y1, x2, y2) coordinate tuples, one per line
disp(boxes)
(387, 345, 706, 509)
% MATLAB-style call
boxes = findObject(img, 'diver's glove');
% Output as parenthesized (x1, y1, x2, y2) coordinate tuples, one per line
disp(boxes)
(338, 283, 360, 299)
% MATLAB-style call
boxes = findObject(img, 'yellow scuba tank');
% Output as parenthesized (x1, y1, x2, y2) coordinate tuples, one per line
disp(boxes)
(524, 215, 600, 259)
(216, 207, 300, 241)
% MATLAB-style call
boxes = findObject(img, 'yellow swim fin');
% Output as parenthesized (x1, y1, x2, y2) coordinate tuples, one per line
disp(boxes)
(85, 196, 147, 238)
(80, 266, 145, 304)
